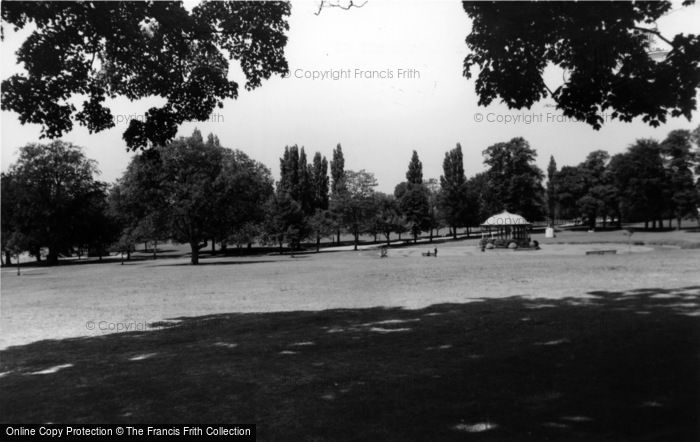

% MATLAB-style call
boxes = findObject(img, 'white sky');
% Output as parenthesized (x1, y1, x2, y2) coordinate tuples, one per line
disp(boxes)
(2, 0, 699, 193)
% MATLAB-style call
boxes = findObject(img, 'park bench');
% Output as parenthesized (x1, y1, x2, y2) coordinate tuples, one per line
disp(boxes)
(585, 250, 617, 255)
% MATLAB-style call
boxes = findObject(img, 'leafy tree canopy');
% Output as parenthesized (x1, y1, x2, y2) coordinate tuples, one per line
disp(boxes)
(406, 150, 423, 185)
(609, 139, 669, 223)
(2, 141, 110, 264)
(463, 1, 700, 128)
(1, 1, 290, 150)
(439, 144, 470, 236)
(482, 137, 545, 221)
(119, 129, 272, 263)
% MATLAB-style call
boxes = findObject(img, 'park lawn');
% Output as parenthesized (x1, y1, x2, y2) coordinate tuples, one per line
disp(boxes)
(539, 228, 700, 249)
(1, 287, 699, 440)
(1, 231, 699, 440)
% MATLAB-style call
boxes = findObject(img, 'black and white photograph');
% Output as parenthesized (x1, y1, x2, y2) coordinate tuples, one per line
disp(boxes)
(1, 0, 699, 440)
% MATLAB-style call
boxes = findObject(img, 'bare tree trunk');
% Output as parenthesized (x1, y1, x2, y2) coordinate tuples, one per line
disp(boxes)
(47, 247, 59, 266)
(16, 253, 20, 276)
(316, 232, 321, 252)
(452, 225, 457, 240)
(353, 231, 359, 251)
(4, 251, 11, 266)
(190, 240, 199, 265)
(211, 239, 216, 254)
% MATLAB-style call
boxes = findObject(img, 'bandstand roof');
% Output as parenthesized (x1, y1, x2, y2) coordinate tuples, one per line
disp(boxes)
(480, 210, 531, 227)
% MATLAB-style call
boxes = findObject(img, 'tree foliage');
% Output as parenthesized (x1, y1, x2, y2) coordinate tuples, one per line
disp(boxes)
(465, 171, 490, 226)
(330, 143, 346, 196)
(274, 145, 331, 249)
(311, 152, 330, 211)
(482, 137, 545, 221)
(263, 191, 308, 251)
(609, 139, 669, 226)
(399, 151, 430, 242)
(373, 192, 404, 246)
(439, 143, 470, 238)
(1, 141, 113, 264)
(546, 156, 557, 224)
(1, 1, 291, 150)
(118, 129, 272, 264)
(553, 151, 620, 228)
(336, 169, 378, 250)
(406, 150, 423, 185)
(661, 129, 699, 227)
(463, 1, 700, 129)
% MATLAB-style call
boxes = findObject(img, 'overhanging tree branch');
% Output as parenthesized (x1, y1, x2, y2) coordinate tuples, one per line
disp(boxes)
(633, 26, 674, 47)
(315, 0, 368, 16)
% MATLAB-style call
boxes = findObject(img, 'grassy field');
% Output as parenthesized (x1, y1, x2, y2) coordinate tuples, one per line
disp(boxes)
(1, 231, 699, 440)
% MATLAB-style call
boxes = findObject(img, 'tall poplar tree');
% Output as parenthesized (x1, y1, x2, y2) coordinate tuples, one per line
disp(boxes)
(400, 150, 430, 242)
(546, 156, 558, 224)
(439, 144, 469, 239)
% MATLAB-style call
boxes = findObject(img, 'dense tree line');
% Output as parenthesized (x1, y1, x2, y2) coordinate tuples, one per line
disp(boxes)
(3, 1, 700, 266)
(3, 127, 699, 266)
(549, 128, 700, 229)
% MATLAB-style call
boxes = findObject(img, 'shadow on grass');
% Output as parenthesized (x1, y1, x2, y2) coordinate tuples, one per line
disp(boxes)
(1, 287, 699, 441)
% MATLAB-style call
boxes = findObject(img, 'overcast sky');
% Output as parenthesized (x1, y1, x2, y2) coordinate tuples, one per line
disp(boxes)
(2, 0, 699, 193)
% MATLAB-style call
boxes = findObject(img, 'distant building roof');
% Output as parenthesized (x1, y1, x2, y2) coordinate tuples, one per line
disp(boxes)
(480, 210, 531, 227)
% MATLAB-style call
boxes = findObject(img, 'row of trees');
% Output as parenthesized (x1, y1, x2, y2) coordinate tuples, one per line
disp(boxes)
(547, 128, 700, 230)
(3, 127, 700, 265)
